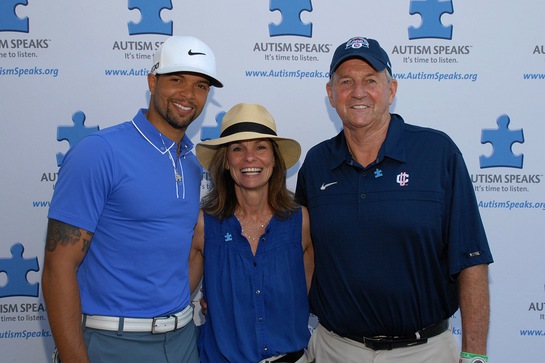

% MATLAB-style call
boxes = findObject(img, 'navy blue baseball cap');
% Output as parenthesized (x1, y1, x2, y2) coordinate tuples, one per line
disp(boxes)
(329, 37, 392, 77)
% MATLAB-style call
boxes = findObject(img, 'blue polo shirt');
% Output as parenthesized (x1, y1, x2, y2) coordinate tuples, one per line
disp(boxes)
(295, 114, 493, 337)
(48, 109, 202, 317)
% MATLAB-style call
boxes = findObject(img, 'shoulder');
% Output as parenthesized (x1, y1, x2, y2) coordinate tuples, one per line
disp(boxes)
(306, 132, 342, 156)
(301, 132, 344, 171)
(72, 121, 133, 152)
(403, 122, 459, 151)
(95, 121, 135, 141)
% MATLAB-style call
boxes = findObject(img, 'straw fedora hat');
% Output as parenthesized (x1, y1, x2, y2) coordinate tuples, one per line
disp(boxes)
(196, 103, 301, 170)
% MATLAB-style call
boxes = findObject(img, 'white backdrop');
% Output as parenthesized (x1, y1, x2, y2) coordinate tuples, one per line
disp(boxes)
(1, 1, 545, 361)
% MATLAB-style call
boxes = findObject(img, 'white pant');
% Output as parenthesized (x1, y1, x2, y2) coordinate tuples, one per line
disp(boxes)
(307, 323, 459, 363)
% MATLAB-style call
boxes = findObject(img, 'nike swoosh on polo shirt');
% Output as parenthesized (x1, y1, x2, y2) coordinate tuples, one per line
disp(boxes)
(320, 181, 338, 190)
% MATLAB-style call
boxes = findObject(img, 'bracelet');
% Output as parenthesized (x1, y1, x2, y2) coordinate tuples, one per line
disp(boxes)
(460, 351, 488, 363)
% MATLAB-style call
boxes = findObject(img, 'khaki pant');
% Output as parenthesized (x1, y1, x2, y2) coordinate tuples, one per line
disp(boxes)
(307, 323, 459, 363)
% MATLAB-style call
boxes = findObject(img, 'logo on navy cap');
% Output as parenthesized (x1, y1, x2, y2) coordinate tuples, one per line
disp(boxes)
(346, 37, 369, 50)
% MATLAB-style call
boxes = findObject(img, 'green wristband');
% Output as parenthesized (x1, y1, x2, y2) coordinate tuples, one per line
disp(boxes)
(461, 351, 488, 362)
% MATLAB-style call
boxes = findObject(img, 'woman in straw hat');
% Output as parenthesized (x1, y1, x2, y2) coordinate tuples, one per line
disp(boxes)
(189, 103, 313, 363)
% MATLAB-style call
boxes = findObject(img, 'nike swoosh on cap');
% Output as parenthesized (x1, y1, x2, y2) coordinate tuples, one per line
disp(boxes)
(188, 49, 206, 56)
(320, 181, 338, 190)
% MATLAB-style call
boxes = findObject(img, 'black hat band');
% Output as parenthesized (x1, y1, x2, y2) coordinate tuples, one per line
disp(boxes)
(220, 122, 277, 138)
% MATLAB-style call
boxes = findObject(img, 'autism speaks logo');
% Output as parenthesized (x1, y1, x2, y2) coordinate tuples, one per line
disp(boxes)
(269, 0, 313, 37)
(56, 111, 100, 166)
(408, 0, 453, 40)
(472, 115, 544, 198)
(0, 0, 29, 33)
(0, 243, 39, 298)
(128, 0, 173, 36)
(201, 111, 226, 141)
(480, 114, 524, 169)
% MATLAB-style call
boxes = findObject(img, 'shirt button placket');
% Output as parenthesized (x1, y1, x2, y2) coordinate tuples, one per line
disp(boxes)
(359, 168, 368, 216)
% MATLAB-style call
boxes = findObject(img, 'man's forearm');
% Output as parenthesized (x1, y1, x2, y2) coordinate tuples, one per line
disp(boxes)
(458, 264, 490, 354)
(43, 219, 92, 362)
(42, 266, 89, 363)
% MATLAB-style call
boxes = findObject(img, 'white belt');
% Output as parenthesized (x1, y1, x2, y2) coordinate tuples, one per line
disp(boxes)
(83, 305, 193, 334)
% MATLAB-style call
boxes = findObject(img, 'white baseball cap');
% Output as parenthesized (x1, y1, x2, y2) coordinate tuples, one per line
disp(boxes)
(151, 36, 223, 88)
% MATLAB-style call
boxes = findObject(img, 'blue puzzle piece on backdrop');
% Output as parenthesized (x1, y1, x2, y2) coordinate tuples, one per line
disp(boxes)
(0, 0, 29, 32)
(128, 0, 173, 35)
(200, 111, 226, 141)
(409, 0, 453, 40)
(56, 111, 99, 167)
(480, 114, 524, 169)
(0, 243, 39, 298)
(269, 0, 312, 37)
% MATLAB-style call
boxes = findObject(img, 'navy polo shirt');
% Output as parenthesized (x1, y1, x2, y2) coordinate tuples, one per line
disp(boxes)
(295, 114, 493, 337)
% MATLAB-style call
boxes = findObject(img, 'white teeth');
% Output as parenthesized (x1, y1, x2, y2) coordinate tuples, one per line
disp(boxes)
(241, 168, 262, 173)
(174, 102, 191, 111)
(353, 105, 368, 109)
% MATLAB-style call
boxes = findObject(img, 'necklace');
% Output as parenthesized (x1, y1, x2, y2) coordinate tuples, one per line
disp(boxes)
(234, 213, 272, 242)
(174, 158, 182, 183)
(160, 134, 182, 183)
(132, 121, 185, 198)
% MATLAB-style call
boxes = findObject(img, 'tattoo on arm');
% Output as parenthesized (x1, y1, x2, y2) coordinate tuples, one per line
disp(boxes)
(46, 220, 93, 252)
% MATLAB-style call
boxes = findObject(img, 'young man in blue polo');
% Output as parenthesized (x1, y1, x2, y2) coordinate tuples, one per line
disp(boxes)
(42, 36, 222, 363)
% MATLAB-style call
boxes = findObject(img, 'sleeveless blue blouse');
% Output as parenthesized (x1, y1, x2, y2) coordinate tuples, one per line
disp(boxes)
(198, 209, 310, 363)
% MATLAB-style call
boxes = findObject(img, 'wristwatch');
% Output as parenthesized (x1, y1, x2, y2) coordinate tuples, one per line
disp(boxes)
(461, 356, 487, 363)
